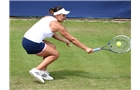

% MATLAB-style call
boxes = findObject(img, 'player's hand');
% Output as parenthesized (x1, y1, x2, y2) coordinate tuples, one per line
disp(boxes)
(66, 42, 72, 47)
(86, 48, 93, 54)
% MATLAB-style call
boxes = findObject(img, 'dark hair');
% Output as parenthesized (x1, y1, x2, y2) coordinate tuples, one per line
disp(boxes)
(49, 6, 63, 15)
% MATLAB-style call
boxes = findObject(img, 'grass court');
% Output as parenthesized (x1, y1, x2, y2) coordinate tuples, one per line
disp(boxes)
(10, 19, 131, 90)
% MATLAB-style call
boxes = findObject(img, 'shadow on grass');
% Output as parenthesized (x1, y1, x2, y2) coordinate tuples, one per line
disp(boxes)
(50, 70, 131, 80)
(50, 70, 94, 80)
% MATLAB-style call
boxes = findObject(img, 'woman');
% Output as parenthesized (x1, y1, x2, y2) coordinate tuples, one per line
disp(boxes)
(22, 6, 93, 83)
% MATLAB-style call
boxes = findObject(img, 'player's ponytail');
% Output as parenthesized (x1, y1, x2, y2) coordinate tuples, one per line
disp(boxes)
(49, 8, 54, 15)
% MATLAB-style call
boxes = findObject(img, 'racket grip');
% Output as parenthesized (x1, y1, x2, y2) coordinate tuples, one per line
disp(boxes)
(93, 48, 101, 52)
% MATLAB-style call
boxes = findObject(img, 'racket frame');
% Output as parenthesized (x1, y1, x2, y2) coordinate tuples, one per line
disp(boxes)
(93, 35, 131, 54)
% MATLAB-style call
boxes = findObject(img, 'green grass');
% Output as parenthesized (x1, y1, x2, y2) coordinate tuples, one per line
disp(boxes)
(10, 19, 131, 90)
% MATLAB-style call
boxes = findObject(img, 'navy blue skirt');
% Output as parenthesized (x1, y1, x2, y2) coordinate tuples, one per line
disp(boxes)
(22, 37, 45, 54)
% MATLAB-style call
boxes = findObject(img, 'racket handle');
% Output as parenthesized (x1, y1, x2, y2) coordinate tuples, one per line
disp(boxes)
(93, 48, 101, 52)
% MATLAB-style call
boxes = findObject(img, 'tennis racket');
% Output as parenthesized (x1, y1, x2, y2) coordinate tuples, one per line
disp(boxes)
(93, 35, 131, 54)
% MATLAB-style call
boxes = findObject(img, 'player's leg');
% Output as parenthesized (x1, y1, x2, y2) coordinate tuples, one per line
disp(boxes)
(36, 44, 59, 70)
(35, 40, 59, 80)
(29, 40, 59, 82)
(40, 40, 56, 71)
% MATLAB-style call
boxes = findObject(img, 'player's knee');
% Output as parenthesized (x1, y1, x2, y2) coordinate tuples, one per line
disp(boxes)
(53, 51, 59, 60)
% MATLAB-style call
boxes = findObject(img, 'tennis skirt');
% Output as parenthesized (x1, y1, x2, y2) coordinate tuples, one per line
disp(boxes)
(22, 37, 45, 54)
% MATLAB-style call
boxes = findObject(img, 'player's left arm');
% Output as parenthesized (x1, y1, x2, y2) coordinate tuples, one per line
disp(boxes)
(52, 33, 71, 47)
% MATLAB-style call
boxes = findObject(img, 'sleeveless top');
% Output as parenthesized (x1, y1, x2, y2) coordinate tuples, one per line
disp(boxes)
(24, 16, 57, 43)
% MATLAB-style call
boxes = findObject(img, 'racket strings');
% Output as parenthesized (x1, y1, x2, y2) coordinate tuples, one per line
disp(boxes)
(109, 35, 131, 54)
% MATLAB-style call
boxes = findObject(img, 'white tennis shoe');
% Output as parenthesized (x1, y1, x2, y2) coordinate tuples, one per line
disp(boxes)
(29, 68, 45, 83)
(40, 70, 54, 80)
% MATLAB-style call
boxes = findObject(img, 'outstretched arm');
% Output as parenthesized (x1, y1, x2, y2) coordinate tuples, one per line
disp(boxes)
(50, 21, 93, 53)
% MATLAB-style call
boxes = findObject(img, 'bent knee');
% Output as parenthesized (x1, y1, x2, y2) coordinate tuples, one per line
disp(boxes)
(53, 51, 59, 59)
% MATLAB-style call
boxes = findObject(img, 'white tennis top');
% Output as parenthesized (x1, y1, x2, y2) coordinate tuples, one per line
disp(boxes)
(24, 16, 57, 43)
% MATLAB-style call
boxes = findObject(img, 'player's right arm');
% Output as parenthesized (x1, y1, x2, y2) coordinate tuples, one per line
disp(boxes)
(50, 21, 93, 53)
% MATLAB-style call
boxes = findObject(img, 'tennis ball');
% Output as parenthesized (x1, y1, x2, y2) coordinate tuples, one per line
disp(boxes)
(116, 41, 121, 47)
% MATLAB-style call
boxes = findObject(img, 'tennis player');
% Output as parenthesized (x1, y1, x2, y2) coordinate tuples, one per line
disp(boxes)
(22, 6, 93, 83)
